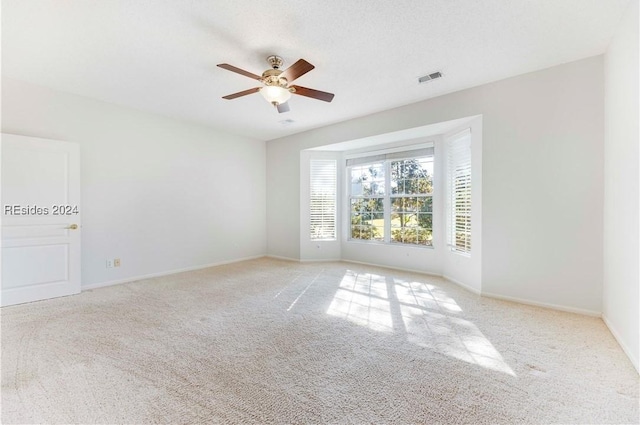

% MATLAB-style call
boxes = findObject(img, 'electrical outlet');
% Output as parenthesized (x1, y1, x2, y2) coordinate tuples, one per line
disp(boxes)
(114, 258, 121, 267)
(106, 259, 113, 268)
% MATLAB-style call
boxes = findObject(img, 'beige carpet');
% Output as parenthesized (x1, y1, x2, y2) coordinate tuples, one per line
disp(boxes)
(1, 258, 638, 424)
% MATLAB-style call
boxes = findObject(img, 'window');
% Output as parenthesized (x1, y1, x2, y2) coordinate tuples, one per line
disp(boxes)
(390, 157, 434, 245)
(348, 148, 434, 246)
(349, 162, 385, 241)
(310, 159, 337, 240)
(446, 129, 471, 254)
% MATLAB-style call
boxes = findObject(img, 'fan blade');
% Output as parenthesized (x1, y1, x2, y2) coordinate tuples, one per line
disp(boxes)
(280, 59, 315, 83)
(276, 102, 290, 113)
(217, 63, 261, 80)
(291, 85, 334, 102)
(222, 87, 260, 100)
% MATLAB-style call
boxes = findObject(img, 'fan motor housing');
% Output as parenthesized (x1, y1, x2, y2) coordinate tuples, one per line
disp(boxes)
(261, 68, 288, 88)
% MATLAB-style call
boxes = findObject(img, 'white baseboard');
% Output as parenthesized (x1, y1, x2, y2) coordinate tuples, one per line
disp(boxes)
(602, 314, 640, 374)
(300, 258, 342, 263)
(83, 255, 605, 324)
(481, 291, 601, 317)
(265, 255, 300, 262)
(81, 255, 265, 291)
(442, 274, 481, 295)
(336, 259, 602, 319)
(341, 259, 441, 278)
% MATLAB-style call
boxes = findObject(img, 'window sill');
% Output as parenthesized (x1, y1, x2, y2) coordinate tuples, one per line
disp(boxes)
(345, 239, 435, 250)
(448, 248, 471, 258)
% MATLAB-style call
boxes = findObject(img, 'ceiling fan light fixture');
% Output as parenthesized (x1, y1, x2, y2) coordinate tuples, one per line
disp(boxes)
(260, 85, 291, 105)
(218, 56, 334, 112)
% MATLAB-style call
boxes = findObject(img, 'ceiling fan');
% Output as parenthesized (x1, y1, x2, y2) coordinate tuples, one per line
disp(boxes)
(217, 55, 335, 113)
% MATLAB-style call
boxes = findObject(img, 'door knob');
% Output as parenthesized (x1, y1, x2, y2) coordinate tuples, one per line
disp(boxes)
(66, 224, 78, 230)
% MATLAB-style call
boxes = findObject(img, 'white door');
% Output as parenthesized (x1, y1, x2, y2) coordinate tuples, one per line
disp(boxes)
(1, 134, 81, 306)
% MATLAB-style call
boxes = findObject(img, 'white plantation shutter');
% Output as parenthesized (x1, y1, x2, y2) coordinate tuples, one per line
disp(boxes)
(310, 159, 337, 240)
(447, 129, 472, 254)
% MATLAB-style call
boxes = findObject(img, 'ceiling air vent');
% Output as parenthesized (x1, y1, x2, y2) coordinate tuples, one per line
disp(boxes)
(418, 71, 443, 84)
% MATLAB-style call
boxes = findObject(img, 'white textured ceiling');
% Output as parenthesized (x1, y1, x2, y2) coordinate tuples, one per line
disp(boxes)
(2, 0, 630, 141)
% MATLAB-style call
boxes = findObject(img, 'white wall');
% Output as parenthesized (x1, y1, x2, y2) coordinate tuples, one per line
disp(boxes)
(2, 77, 266, 288)
(267, 139, 300, 260)
(267, 56, 604, 314)
(479, 58, 604, 315)
(603, 0, 639, 372)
